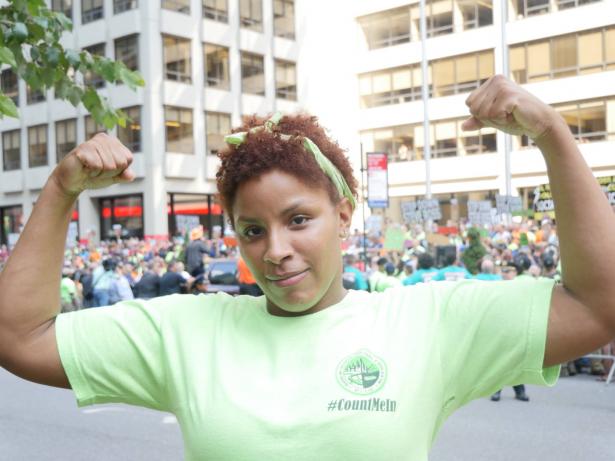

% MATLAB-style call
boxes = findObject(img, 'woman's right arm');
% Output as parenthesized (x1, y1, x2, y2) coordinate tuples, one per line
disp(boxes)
(0, 133, 134, 387)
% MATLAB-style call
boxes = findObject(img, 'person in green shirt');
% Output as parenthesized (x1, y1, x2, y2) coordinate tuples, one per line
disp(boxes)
(2, 77, 615, 460)
(374, 262, 402, 292)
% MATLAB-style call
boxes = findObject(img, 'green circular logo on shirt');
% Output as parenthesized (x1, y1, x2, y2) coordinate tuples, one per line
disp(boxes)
(337, 350, 386, 395)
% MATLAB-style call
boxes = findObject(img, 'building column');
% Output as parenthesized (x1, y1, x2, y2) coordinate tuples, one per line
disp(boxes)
(141, 0, 169, 238)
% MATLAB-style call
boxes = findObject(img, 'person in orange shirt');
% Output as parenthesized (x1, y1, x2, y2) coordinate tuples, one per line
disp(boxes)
(237, 256, 263, 297)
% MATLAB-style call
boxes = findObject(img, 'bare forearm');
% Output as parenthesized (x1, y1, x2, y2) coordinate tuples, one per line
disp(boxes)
(537, 120, 615, 326)
(0, 175, 76, 339)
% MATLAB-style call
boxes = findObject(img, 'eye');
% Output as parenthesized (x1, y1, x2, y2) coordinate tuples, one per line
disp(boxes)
(243, 226, 263, 238)
(290, 215, 310, 226)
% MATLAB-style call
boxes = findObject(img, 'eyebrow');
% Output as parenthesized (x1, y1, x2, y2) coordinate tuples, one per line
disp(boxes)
(236, 200, 308, 224)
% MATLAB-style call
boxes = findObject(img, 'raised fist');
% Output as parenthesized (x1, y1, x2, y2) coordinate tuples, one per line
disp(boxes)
(462, 75, 563, 141)
(52, 133, 135, 196)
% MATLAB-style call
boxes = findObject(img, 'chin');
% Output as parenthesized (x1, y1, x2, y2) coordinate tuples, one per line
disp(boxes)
(267, 289, 320, 314)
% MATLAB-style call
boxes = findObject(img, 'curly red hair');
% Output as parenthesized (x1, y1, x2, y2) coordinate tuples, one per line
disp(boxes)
(216, 113, 358, 223)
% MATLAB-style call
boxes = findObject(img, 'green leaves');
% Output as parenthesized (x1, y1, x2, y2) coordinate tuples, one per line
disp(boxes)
(0, 46, 17, 67)
(0, 0, 145, 125)
(11, 22, 28, 41)
(0, 94, 19, 118)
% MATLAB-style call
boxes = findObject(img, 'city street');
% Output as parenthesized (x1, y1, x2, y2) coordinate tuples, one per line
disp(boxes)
(1, 367, 613, 460)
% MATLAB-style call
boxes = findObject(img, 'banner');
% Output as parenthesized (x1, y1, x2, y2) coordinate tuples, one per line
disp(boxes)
(532, 184, 555, 220)
(367, 152, 389, 208)
(401, 199, 441, 223)
(401, 200, 421, 224)
(495, 194, 523, 215)
(468, 200, 495, 226)
(417, 199, 442, 221)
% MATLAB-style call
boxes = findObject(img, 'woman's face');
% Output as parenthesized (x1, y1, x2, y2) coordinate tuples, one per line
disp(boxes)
(233, 169, 352, 316)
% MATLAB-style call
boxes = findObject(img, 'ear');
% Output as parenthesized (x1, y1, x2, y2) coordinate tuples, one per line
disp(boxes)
(336, 197, 353, 238)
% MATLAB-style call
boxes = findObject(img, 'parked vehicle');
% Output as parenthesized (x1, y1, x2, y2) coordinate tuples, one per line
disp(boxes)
(206, 259, 240, 295)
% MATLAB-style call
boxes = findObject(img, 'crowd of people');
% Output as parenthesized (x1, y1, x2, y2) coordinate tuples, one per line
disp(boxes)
(0, 214, 612, 385)
(340, 216, 614, 388)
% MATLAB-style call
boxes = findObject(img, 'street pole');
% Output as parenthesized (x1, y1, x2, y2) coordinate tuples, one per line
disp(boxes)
(420, 0, 431, 200)
(500, 0, 512, 222)
(360, 142, 368, 270)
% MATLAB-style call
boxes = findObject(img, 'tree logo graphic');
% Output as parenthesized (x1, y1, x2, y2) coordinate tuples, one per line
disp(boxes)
(336, 350, 387, 395)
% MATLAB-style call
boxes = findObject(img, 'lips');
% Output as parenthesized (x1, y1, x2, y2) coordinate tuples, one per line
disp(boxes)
(266, 269, 309, 287)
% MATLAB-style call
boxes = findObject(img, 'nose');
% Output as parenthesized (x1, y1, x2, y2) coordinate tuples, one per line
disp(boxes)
(263, 228, 293, 265)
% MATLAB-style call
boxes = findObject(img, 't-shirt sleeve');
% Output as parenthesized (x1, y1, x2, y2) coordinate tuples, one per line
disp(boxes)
(437, 278, 560, 413)
(55, 297, 173, 411)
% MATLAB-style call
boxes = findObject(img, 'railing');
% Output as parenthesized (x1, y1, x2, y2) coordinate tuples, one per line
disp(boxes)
(206, 77, 229, 89)
(166, 69, 192, 83)
(370, 32, 411, 50)
(276, 86, 296, 100)
(203, 6, 228, 22)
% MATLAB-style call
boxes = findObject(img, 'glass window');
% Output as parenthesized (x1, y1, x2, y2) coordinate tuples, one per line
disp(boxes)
(203, 0, 228, 22)
(433, 121, 457, 158)
(162, 0, 190, 14)
(240, 0, 263, 32)
(85, 115, 106, 140)
(359, 64, 424, 108)
(578, 101, 606, 141)
(518, 98, 611, 147)
(168, 193, 226, 239)
(2, 129, 20, 171)
(83, 43, 106, 88)
(275, 60, 297, 100)
(458, 0, 493, 30)
(456, 54, 478, 91)
(557, 0, 600, 10)
(205, 112, 231, 155)
(26, 85, 46, 104)
(241, 52, 265, 96)
(432, 58, 455, 97)
(526, 0, 550, 16)
(578, 31, 603, 74)
(165, 106, 193, 154)
(527, 42, 550, 81)
(82, 0, 104, 24)
(551, 34, 577, 77)
(118, 106, 142, 152)
(1, 69, 19, 105)
(509, 46, 527, 83)
(427, 0, 454, 37)
(114, 0, 137, 13)
(204, 43, 230, 90)
(52, 0, 73, 19)
(359, 8, 412, 50)
(115, 34, 139, 72)
(100, 194, 144, 239)
(274, 0, 295, 39)
(478, 51, 494, 84)
(28, 124, 48, 168)
(55, 119, 77, 162)
(605, 28, 615, 67)
(163, 35, 192, 83)
(460, 121, 496, 154)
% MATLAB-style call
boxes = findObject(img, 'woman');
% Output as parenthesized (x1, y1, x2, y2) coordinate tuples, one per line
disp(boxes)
(1, 76, 614, 459)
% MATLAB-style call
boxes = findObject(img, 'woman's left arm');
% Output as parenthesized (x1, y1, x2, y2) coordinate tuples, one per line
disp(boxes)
(463, 75, 615, 367)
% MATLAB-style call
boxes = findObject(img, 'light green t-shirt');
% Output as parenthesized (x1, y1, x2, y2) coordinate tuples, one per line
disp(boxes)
(60, 277, 77, 304)
(56, 278, 559, 460)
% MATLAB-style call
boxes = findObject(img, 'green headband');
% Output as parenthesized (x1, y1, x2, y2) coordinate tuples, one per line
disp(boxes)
(224, 112, 357, 210)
